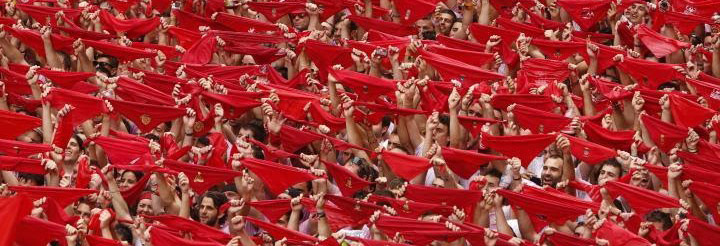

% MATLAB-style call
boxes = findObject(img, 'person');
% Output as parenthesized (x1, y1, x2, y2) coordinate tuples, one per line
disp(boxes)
(0, 0, 718, 246)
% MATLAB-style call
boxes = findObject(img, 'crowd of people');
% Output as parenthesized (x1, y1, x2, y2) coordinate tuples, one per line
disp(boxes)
(1, 0, 720, 245)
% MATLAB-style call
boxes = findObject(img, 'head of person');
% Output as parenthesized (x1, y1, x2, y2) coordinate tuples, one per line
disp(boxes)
(630, 169, 651, 189)
(433, 9, 457, 36)
(541, 154, 564, 187)
(595, 160, 623, 185)
(624, 3, 649, 25)
(94, 54, 119, 77)
(448, 21, 463, 37)
(645, 210, 673, 230)
(291, 12, 310, 31)
(74, 198, 92, 221)
(64, 134, 86, 163)
(484, 168, 503, 190)
(194, 191, 228, 227)
(433, 114, 450, 146)
(18, 172, 45, 186)
(416, 18, 434, 34)
(136, 192, 154, 219)
(117, 170, 143, 192)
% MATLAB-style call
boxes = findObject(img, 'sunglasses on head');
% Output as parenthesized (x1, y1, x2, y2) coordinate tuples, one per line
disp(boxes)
(93, 61, 112, 68)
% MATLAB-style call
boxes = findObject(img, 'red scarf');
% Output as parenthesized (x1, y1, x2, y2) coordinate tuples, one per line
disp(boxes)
(110, 99, 185, 133)
(481, 132, 557, 166)
(245, 1, 306, 23)
(82, 39, 157, 61)
(115, 77, 176, 106)
(490, 94, 557, 112)
(245, 217, 319, 243)
(4, 26, 74, 57)
(15, 216, 68, 246)
(147, 215, 233, 244)
(163, 159, 243, 194)
(418, 49, 504, 82)
(0, 110, 41, 140)
(530, 39, 586, 61)
(98, 10, 160, 39)
(348, 15, 417, 37)
(511, 104, 572, 134)
(0, 195, 32, 246)
(636, 25, 691, 58)
(603, 181, 680, 216)
(668, 94, 715, 128)
(328, 69, 396, 102)
(566, 135, 618, 165)
(404, 184, 483, 208)
(555, 0, 612, 31)
(616, 57, 686, 89)
(392, 0, 439, 24)
(0, 156, 46, 175)
(425, 45, 494, 67)
(9, 185, 96, 207)
(593, 219, 652, 246)
(457, 116, 502, 137)
(0, 139, 51, 157)
(240, 158, 317, 195)
(640, 114, 689, 153)
(322, 160, 372, 197)
(149, 226, 224, 246)
(91, 136, 152, 165)
(380, 150, 432, 181)
(440, 147, 506, 179)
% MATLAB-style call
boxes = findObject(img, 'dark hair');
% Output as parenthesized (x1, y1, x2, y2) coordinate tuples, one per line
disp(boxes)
(96, 54, 119, 68)
(590, 159, 623, 185)
(485, 168, 503, 179)
(438, 9, 458, 23)
(72, 134, 86, 152)
(242, 120, 267, 143)
(18, 172, 44, 186)
(645, 210, 673, 230)
(286, 187, 303, 198)
(120, 170, 144, 181)
(192, 191, 229, 225)
(657, 82, 679, 91)
(381, 115, 392, 128)
(197, 136, 211, 146)
(421, 30, 437, 40)
(115, 223, 134, 243)
(439, 114, 450, 127)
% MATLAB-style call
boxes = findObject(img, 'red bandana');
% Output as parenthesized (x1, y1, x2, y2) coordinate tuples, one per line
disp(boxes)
(511, 104, 572, 134)
(490, 94, 557, 112)
(328, 69, 396, 102)
(110, 99, 186, 133)
(116, 77, 176, 106)
(16, 4, 81, 25)
(556, 0, 612, 31)
(322, 161, 372, 197)
(149, 226, 223, 246)
(380, 150, 432, 181)
(9, 186, 96, 207)
(440, 147, 506, 179)
(566, 135, 617, 164)
(147, 215, 233, 244)
(425, 45, 494, 67)
(98, 10, 161, 39)
(82, 39, 157, 61)
(241, 158, 317, 194)
(668, 94, 715, 128)
(91, 136, 151, 165)
(246, 1, 306, 23)
(636, 25, 691, 58)
(640, 114, 689, 152)
(245, 217, 318, 243)
(4, 26, 74, 58)
(392, 0, 440, 24)
(348, 15, 417, 37)
(15, 216, 67, 246)
(457, 116, 502, 137)
(249, 199, 291, 223)
(603, 181, 680, 216)
(652, 11, 711, 35)
(593, 219, 652, 246)
(481, 132, 557, 166)
(530, 39, 586, 61)
(404, 184, 484, 207)
(0, 139, 51, 157)
(616, 57, 686, 89)
(0, 110, 41, 140)
(164, 159, 243, 194)
(0, 195, 32, 246)
(418, 49, 504, 82)
(436, 35, 486, 52)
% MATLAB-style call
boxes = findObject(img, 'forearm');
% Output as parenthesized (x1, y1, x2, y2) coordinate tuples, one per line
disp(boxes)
(43, 39, 63, 70)
(713, 49, 720, 78)
(42, 104, 53, 144)
(179, 193, 191, 218)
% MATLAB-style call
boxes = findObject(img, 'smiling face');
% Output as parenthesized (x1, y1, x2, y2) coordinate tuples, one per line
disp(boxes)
(117, 171, 138, 192)
(625, 3, 648, 25)
(541, 156, 564, 187)
(199, 196, 219, 226)
(597, 163, 621, 185)
(64, 137, 82, 163)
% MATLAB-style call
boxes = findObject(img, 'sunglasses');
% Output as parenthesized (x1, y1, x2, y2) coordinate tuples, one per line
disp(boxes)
(93, 61, 113, 68)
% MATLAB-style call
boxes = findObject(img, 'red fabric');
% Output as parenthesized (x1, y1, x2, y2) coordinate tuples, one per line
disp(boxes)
(245, 217, 319, 243)
(0, 156, 46, 175)
(110, 99, 185, 133)
(51, 105, 76, 149)
(277, 125, 324, 153)
(147, 215, 232, 243)
(131, 42, 182, 59)
(98, 10, 160, 39)
(520, 58, 572, 87)
(436, 35, 486, 52)
(16, 4, 81, 25)
(368, 195, 452, 219)
(201, 92, 261, 119)
(246, 1, 306, 23)
(685, 78, 720, 110)
(15, 216, 67, 246)
(224, 45, 285, 65)
(582, 121, 636, 150)
(82, 39, 156, 61)
(46, 88, 106, 127)
(92, 136, 151, 165)
(4, 26, 74, 57)
(603, 181, 679, 216)
(75, 156, 92, 189)
(687, 217, 720, 246)
(671, 0, 720, 18)
(555, 0, 612, 31)
(86, 235, 123, 246)
(668, 94, 715, 128)
(496, 17, 545, 38)
(246, 138, 298, 162)
(348, 15, 417, 37)
(469, 23, 521, 64)
(241, 158, 317, 194)
(499, 188, 597, 225)
(521, 6, 566, 30)
(322, 160, 372, 197)
(0, 139, 51, 157)
(374, 215, 448, 237)
(418, 49, 504, 82)
(566, 135, 618, 164)
(440, 147, 506, 179)
(541, 230, 597, 246)
(640, 114, 689, 152)
(118, 170, 151, 205)
(652, 11, 711, 36)
(0, 195, 32, 246)
(180, 34, 216, 64)
(149, 226, 223, 246)
(392, 0, 439, 24)
(168, 26, 201, 49)
(404, 184, 483, 207)
(593, 219, 652, 246)
(688, 181, 720, 222)
(324, 195, 382, 225)
(616, 57, 686, 89)
(511, 104, 571, 134)
(302, 40, 353, 82)
(490, 94, 556, 112)
(425, 45, 494, 67)
(636, 25, 691, 58)
(9, 185, 95, 207)
(214, 12, 279, 33)
(346, 236, 411, 246)
(380, 150, 432, 180)
(107, 0, 139, 13)
(163, 159, 242, 194)
(681, 165, 720, 187)
(401, 231, 472, 245)
(488, 0, 535, 17)
(115, 77, 176, 106)
(530, 39, 585, 61)
(328, 69, 396, 101)
(481, 133, 557, 166)
(457, 116, 502, 137)
(249, 199, 291, 223)
(0, 110, 41, 140)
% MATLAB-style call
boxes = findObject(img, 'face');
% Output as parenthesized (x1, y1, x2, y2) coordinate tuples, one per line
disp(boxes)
(597, 164, 621, 185)
(137, 199, 153, 217)
(199, 197, 219, 226)
(76, 202, 92, 221)
(95, 57, 116, 77)
(291, 13, 310, 31)
(541, 157, 563, 187)
(468, 102, 482, 117)
(449, 22, 463, 37)
(64, 137, 82, 163)
(118, 171, 138, 191)
(387, 134, 401, 150)
(415, 19, 434, 34)
(625, 3, 648, 24)
(434, 13, 454, 35)
(630, 170, 651, 189)
(432, 124, 449, 146)
(484, 176, 500, 191)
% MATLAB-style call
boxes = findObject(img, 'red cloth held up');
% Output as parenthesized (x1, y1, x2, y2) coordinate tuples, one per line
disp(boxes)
(9, 185, 96, 207)
(593, 219, 652, 246)
(636, 25, 691, 58)
(163, 159, 243, 194)
(0, 110, 41, 140)
(4, 26, 74, 58)
(0, 139, 51, 157)
(652, 11, 711, 36)
(616, 57, 685, 89)
(348, 15, 417, 37)
(180, 34, 216, 64)
(490, 94, 557, 112)
(374, 215, 448, 237)
(245, 216, 319, 243)
(241, 158, 317, 195)
(98, 10, 160, 39)
(688, 181, 720, 222)
(147, 215, 233, 244)
(425, 44, 494, 67)
(276, 125, 325, 153)
(51, 105, 76, 149)
(481, 132, 557, 166)
(530, 39, 586, 61)
(149, 226, 223, 246)
(440, 147, 506, 179)
(246, 1, 306, 23)
(540, 230, 597, 246)
(640, 113, 689, 153)
(555, 0, 612, 31)
(0, 195, 32, 246)
(418, 49, 504, 82)
(392, 0, 439, 24)
(15, 216, 67, 246)
(566, 135, 618, 164)
(91, 136, 151, 165)
(0, 156, 46, 175)
(436, 35, 486, 52)
(511, 104, 572, 134)
(404, 184, 483, 207)
(668, 94, 715, 128)
(82, 39, 157, 61)
(328, 69, 396, 102)
(110, 99, 186, 133)
(496, 17, 545, 38)
(380, 150, 432, 181)
(687, 217, 720, 246)
(16, 4, 81, 25)
(214, 12, 280, 33)
(107, 0, 139, 14)
(401, 231, 473, 245)
(115, 77, 176, 106)
(131, 42, 183, 59)
(322, 160, 372, 197)
(582, 121, 636, 150)
(457, 116, 502, 137)
(168, 26, 201, 49)
(603, 180, 680, 216)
